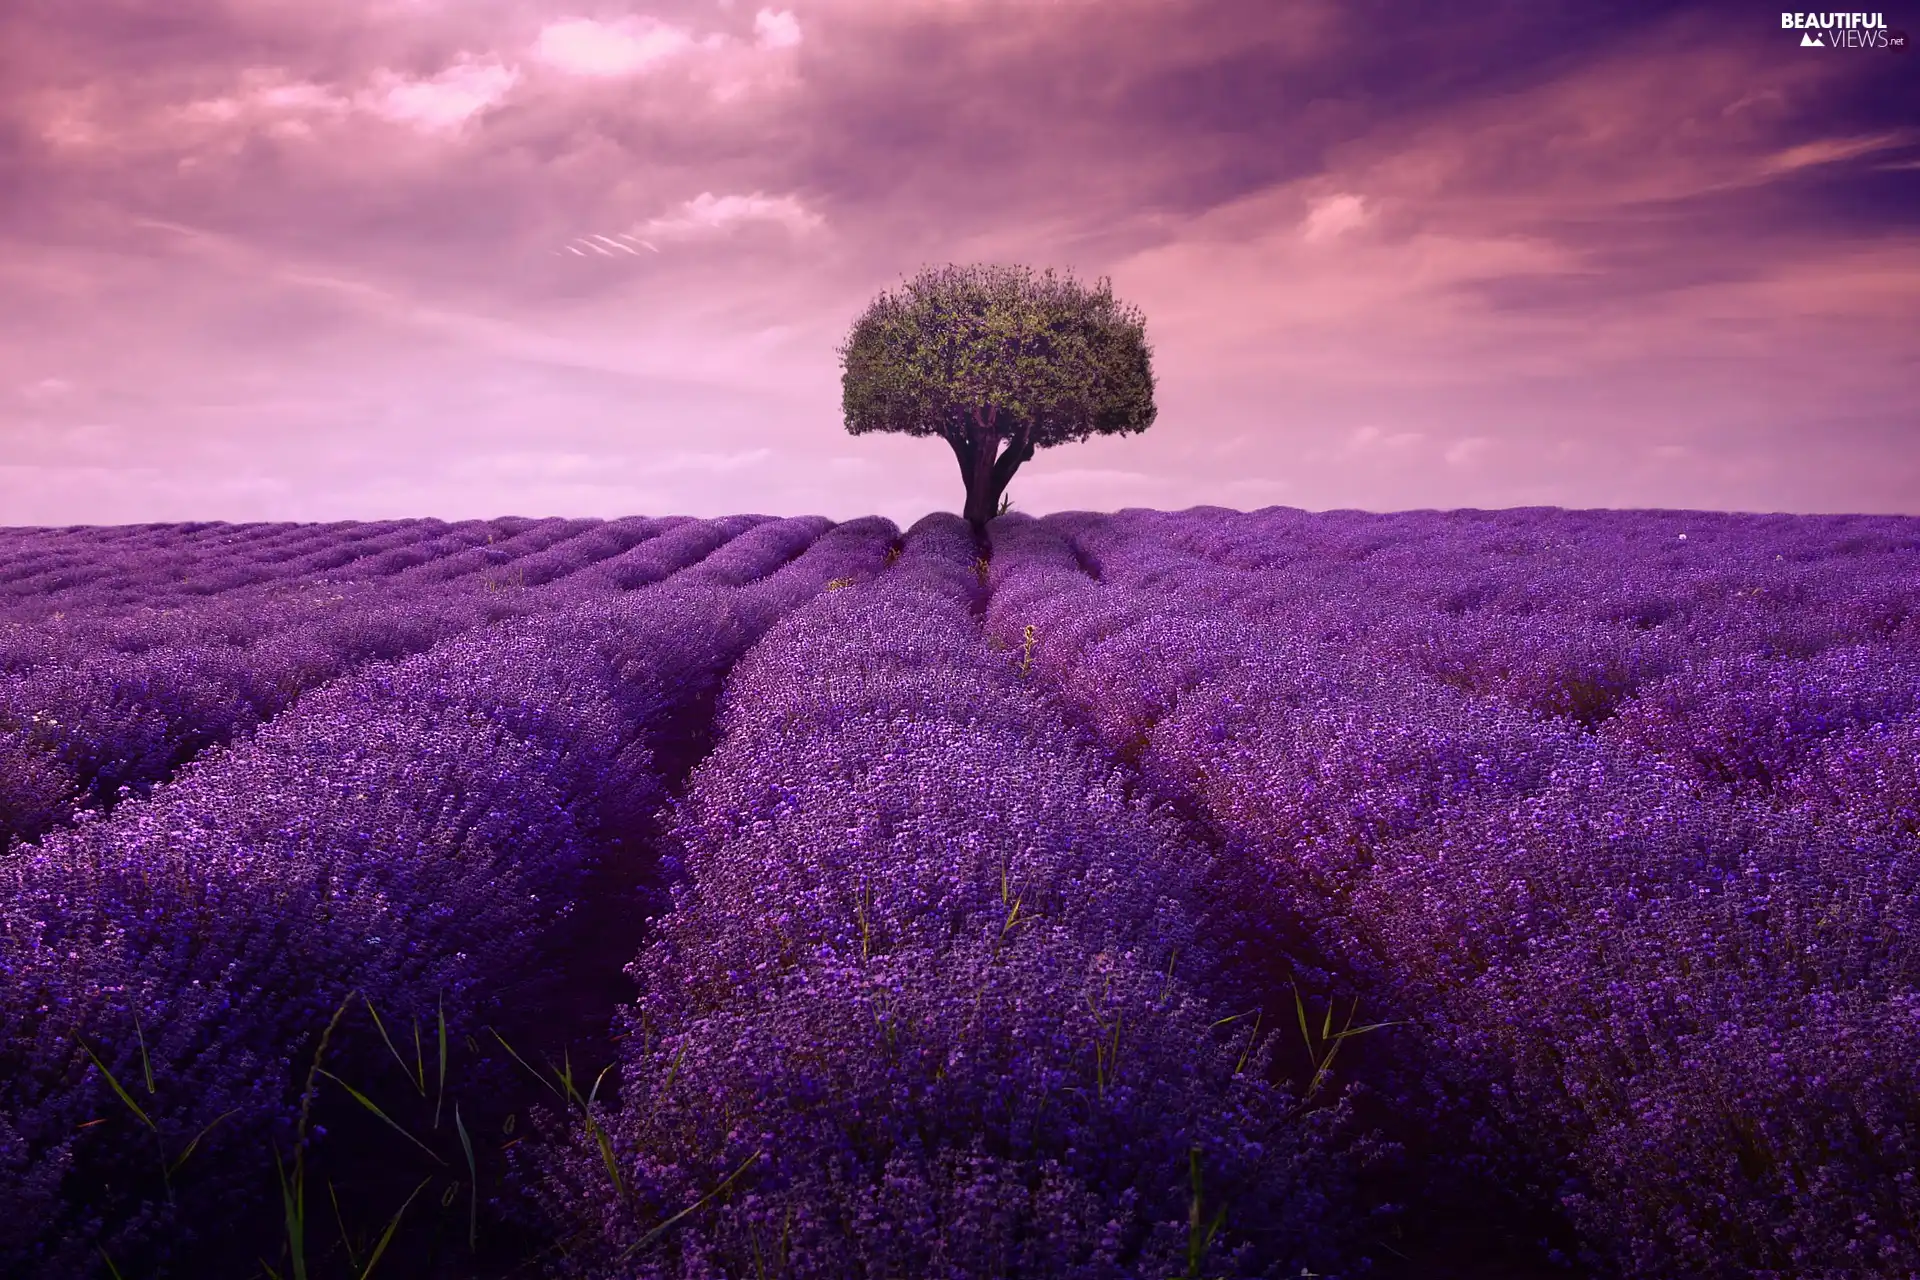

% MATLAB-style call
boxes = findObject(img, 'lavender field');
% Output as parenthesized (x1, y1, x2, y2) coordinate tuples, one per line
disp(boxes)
(3, 506, 1918, 1280)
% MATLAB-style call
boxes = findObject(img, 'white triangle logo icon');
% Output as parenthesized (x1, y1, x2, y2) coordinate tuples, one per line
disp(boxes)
(1800, 30, 1825, 45)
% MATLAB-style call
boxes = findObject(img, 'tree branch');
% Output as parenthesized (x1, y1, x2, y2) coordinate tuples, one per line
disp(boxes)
(989, 421, 1034, 494)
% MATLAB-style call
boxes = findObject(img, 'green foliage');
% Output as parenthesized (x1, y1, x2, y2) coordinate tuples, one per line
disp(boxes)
(1290, 984, 1404, 1105)
(1180, 1146, 1230, 1280)
(838, 261, 1157, 450)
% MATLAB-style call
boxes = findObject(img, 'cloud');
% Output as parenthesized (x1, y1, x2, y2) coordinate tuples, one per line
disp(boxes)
(448, 450, 608, 482)
(362, 59, 521, 131)
(0, 0, 1912, 522)
(635, 191, 826, 240)
(1444, 436, 1492, 467)
(20, 377, 75, 401)
(169, 59, 519, 141)
(175, 73, 352, 130)
(532, 16, 711, 77)
(554, 191, 824, 259)
(1300, 192, 1368, 242)
(1221, 476, 1295, 497)
(559, 232, 662, 256)
(1016, 468, 1158, 489)
(646, 448, 775, 474)
(1342, 425, 1425, 456)
(1756, 131, 1919, 176)
(754, 9, 803, 49)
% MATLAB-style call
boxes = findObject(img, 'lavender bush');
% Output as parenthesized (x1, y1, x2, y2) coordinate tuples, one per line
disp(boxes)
(985, 507, 1920, 1278)
(516, 515, 1387, 1278)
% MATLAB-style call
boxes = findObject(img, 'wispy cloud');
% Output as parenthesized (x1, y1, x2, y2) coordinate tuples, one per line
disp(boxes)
(1444, 436, 1493, 468)
(532, 16, 713, 77)
(646, 448, 775, 475)
(1300, 193, 1369, 242)
(557, 233, 662, 257)
(636, 191, 827, 240)
(1754, 131, 1919, 176)
(19, 377, 75, 401)
(554, 190, 821, 259)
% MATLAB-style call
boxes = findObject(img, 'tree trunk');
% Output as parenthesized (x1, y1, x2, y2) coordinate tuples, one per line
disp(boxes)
(962, 428, 999, 530)
(954, 415, 1034, 534)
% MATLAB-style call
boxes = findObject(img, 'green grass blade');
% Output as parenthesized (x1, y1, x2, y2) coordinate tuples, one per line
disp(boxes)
(661, 1043, 687, 1095)
(411, 1019, 426, 1096)
(284, 991, 354, 1280)
(434, 994, 448, 1131)
(362, 997, 425, 1098)
(617, 1149, 763, 1262)
(328, 1179, 360, 1272)
(486, 1028, 564, 1101)
(96, 1247, 126, 1280)
(582, 1109, 625, 1201)
(586, 1064, 614, 1110)
(1329, 1020, 1409, 1041)
(315, 1070, 448, 1167)
(77, 1040, 156, 1133)
(79, 1033, 178, 1199)
(133, 1007, 155, 1096)
(167, 1107, 240, 1176)
(454, 1104, 478, 1252)
(274, 1145, 307, 1280)
(357, 1176, 432, 1280)
(1233, 1009, 1263, 1076)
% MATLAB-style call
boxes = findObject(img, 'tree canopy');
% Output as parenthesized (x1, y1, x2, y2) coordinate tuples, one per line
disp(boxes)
(837, 262, 1158, 531)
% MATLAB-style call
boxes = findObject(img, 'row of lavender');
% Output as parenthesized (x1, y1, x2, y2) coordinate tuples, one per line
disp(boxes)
(985, 507, 1920, 1278)
(0, 514, 897, 1276)
(0, 515, 696, 617)
(0, 516, 796, 852)
(516, 513, 1384, 1277)
(6, 504, 1917, 1276)
(0, 517, 535, 619)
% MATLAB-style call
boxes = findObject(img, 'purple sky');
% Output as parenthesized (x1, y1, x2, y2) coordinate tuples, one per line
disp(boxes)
(2, 0, 1915, 526)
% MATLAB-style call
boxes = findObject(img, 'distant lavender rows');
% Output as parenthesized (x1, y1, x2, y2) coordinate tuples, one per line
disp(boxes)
(2, 507, 1917, 1279)
(0, 514, 804, 851)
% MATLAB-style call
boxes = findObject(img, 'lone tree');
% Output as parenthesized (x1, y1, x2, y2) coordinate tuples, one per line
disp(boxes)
(837, 262, 1158, 532)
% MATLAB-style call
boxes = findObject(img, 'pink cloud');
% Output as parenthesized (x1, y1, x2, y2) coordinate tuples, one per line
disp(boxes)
(753, 9, 803, 49)
(1300, 193, 1369, 242)
(532, 16, 710, 77)
(363, 58, 521, 131)
(638, 191, 826, 239)
(0, 0, 1912, 524)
